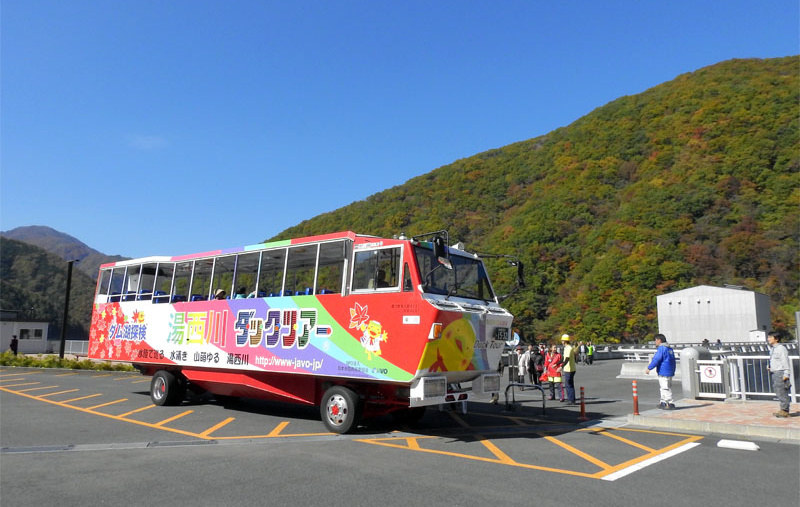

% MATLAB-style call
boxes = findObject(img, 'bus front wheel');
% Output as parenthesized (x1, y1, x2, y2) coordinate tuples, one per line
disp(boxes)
(150, 370, 186, 406)
(320, 386, 360, 434)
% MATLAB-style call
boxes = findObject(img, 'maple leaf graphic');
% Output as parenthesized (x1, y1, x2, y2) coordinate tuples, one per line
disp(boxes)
(349, 303, 369, 329)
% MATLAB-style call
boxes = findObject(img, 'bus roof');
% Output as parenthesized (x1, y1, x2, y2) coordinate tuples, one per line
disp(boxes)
(99, 231, 373, 269)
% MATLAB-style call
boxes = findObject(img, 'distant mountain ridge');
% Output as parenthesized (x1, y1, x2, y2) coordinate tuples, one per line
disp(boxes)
(1, 226, 128, 280)
(0, 237, 96, 341)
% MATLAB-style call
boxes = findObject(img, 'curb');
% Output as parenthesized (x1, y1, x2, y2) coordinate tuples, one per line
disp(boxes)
(627, 413, 800, 441)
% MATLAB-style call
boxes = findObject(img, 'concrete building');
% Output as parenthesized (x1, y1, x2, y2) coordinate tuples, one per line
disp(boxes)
(656, 285, 771, 344)
(1, 310, 51, 354)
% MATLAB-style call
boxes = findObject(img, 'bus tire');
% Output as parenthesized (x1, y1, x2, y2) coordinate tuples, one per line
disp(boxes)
(151, 370, 185, 406)
(320, 386, 360, 434)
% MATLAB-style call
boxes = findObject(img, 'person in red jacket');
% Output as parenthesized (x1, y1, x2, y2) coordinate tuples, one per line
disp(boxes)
(544, 344, 564, 401)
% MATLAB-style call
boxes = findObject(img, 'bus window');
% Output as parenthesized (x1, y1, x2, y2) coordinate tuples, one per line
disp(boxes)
(286, 245, 317, 295)
(403, 263, 413, 292)
(191, 259, 214, 301)
(233, 252, 259, 298)
(136, 263, 158, 300)
(414, 244, 495, 300)
(120, 265, 141, 301)
(352, 246, 401, 291)
(172, 262, 192, 302)
(96, 269, 112, 300)
(317, 241, 347, 294)
(212, 255, 236, 298)
(258, 249, 286, 297)
(153, 263, 174, 303)
(109, 267, 126, 302)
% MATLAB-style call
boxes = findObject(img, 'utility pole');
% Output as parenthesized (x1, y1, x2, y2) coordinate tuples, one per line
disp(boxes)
(59, 260, 78, 358)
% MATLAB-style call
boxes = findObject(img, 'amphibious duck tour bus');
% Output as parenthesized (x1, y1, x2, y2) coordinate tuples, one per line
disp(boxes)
(89, 231, 515, 433)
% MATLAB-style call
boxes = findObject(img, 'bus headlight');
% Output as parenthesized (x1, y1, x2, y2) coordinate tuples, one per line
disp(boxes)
(410, 376, 447, 400)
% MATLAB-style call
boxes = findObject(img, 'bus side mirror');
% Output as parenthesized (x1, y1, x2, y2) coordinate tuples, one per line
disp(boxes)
(433, 236, 447, 259)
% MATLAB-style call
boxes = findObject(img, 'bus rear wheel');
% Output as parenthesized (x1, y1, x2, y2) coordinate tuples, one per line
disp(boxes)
(150, 370, 186, 406)
(320, 386, 360, 434)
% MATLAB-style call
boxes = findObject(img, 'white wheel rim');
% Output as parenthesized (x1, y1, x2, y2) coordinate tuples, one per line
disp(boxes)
(325, 393, 348, 427)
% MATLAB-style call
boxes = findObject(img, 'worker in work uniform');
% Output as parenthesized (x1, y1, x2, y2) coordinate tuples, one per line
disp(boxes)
(645, 333, 676, 410)
(560, 334, 577, 404)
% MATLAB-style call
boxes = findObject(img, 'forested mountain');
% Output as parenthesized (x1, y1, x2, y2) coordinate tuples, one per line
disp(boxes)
(0, 238, 96, 341)
(1, 225, 128, 280)
(271, 57, 799, 342)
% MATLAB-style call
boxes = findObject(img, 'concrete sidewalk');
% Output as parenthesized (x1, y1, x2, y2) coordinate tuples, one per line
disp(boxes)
(627, 398, 800, 441)
(494, 359, 799, 443)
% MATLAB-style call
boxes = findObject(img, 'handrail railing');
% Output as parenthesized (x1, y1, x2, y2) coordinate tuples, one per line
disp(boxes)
(504, 383, 547, 415)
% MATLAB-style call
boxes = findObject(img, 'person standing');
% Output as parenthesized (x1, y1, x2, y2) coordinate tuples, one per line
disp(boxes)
(544, 344, 564, 401)
(561, 334, 577, 404)
(645, 333, 676, 410)
(587, 342, 595, 365)
(532, 346, 544, 386)
(515, 345, 527, 386)
(767, 332, 791, 418)
(10, 335, 18, 356)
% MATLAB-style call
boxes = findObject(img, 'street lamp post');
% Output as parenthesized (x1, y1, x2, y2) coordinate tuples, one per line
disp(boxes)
(59, 259, 79, 358)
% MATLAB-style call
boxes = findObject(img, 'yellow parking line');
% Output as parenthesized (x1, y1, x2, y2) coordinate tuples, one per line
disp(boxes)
(62, 393, 103, 403)
(17, 385, 59, 393)
(587, 427, 656, 453)
(131, 378, 152, 384)
(0, 371, 41, 377)
(477, 435, 516, 465)
(117, 405, 155, 418)
(55, 372, 79, 377)
(540, 432, 612, 470)
(39, 389, 81, 398)
(87, 398, 128, 410)
(155, 410, 194, 427)
(199, 417, 237, 437)
(1, 382, 40, 388)
(92, 374, 114, 378)
(266, 421, 290, 437)
(357, 434, 599, 478)
(593, 435, 703, 479)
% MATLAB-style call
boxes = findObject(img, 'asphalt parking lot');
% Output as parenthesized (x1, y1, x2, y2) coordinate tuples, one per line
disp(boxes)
(2, 361, 798, 507)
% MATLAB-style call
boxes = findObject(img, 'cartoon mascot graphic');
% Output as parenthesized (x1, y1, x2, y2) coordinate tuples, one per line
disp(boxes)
(349, 303, 388, 360)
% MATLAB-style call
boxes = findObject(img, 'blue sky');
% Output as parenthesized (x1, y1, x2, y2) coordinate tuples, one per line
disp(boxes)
(2, 1, 798, 260)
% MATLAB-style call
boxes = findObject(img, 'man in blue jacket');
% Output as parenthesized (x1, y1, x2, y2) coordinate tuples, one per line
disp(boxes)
(645, 333, 676, 410)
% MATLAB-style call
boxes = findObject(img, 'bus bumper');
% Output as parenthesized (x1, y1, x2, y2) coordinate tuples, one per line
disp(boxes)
(409, 373, 500, 407)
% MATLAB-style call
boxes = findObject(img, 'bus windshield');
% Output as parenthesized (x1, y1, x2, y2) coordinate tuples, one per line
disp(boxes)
(414, 244, 495, 302)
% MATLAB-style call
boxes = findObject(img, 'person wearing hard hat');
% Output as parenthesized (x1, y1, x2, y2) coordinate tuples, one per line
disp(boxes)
(560, 333, 578, 405)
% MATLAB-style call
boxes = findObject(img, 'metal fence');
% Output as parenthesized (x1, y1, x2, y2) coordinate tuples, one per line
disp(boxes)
(694, 355, 799, 403)
(63, 340, 89, 356)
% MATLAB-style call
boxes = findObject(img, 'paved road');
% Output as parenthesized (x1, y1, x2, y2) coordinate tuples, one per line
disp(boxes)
(1, 361, 798, 507)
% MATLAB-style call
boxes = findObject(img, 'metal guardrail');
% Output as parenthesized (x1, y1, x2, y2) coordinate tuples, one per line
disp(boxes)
(620, 343, 798, 362)
(693, 355, 799, 403)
